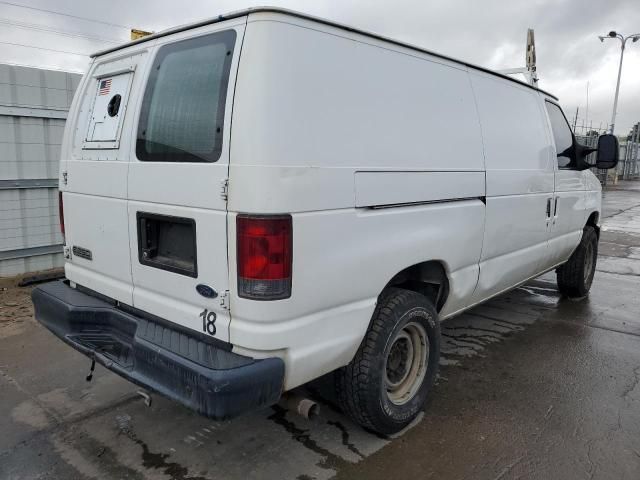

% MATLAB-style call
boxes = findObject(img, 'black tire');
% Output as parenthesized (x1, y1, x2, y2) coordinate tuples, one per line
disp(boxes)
(334, 288, 440, 435)
(556, 226, 598, 298)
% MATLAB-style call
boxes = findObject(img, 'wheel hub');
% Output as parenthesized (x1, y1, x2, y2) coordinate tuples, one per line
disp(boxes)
(386, 335, 413, 387)
(384, 321, 429, 405)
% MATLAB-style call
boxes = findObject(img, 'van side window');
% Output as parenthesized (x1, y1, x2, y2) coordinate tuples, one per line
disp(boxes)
(136, 30, 236, 162)
(545, 102, 574, 168)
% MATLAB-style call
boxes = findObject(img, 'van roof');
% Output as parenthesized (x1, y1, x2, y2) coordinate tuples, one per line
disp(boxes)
(92, 6, 559, 101)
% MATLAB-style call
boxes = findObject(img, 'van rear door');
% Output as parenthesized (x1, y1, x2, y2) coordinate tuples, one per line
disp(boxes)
(64, 48, 151, 305)
(127, 24, 243, 343)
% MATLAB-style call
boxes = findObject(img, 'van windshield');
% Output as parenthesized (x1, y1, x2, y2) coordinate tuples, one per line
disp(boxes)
(136, 30, 236, 163)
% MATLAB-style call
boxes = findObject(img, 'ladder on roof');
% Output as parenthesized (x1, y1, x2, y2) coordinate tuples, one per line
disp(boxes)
(497, 28, 539, 87)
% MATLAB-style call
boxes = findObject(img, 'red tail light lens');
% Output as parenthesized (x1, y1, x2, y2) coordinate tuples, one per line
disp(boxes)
(58, 191, 65, 239)
(237, 215, 292, 300)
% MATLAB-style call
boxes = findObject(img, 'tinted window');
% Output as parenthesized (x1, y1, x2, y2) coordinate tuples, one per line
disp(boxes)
(545, 102, 574, 168)
(137, 30, 236, 162)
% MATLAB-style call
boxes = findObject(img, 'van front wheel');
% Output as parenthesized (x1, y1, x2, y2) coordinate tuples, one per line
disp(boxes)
(556, 226, 598, 298)
(334, 288, 440, 435)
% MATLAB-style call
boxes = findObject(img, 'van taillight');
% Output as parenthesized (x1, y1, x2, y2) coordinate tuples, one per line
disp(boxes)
(237, 215, 292, 300)
(58, 191, 65, 239)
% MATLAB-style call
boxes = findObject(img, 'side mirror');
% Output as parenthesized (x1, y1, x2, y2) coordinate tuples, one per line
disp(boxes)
(596, 134, 619, 170)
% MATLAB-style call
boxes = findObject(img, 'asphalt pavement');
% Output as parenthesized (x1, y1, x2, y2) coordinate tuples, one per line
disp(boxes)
(2, 181, 640, 480)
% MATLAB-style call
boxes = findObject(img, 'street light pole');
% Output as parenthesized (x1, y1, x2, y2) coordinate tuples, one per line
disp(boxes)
(598, 31, 640, 134)
(610, 39, 625, 134)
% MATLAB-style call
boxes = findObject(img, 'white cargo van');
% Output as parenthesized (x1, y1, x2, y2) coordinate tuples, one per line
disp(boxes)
(32, 8, 619, 434)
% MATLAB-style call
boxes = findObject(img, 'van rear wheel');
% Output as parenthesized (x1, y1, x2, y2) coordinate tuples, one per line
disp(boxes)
(334, 288, 440, 435)
(556, 226, 598, 298)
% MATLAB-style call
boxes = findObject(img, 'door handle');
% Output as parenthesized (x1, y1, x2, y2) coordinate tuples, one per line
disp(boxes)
(139, 217, 158, 259)
(546, 198, 552, 219)
(553, 197, 559, 218)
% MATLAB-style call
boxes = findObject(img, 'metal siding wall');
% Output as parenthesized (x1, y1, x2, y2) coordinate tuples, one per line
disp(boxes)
(0, 64, 81, 277)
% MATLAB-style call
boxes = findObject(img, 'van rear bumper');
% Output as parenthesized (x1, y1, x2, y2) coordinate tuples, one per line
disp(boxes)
(32, 281, 284, 420)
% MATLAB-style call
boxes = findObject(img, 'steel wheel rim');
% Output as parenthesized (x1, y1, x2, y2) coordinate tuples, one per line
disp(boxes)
(584, 240, 595, 283)
(384, 321, 429, 405)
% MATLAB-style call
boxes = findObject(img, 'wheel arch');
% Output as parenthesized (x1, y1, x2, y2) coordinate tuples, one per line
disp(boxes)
(586, 210, 600, 237)
(383, 260, 450, 312)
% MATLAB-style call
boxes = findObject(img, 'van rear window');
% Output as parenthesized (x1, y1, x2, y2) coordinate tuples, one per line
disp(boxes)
(136, 30, 236, 163)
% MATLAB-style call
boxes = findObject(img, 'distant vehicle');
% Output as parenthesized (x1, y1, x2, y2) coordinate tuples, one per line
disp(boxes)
(32, 8, 619, 434)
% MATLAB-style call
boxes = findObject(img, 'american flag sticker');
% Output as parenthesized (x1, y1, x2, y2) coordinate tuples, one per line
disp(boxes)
(98, 78, 112, 95)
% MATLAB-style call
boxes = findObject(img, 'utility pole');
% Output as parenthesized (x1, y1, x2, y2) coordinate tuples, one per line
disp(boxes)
(585, 81, 589, 128)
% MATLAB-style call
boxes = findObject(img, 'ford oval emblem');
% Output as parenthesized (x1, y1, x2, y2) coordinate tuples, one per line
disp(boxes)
(196, 284, 217, 298)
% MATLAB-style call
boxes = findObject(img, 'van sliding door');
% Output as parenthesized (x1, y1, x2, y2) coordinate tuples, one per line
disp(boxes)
(469, 73, 555, 303)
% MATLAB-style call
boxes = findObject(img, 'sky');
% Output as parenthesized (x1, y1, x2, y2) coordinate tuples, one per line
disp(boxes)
(1, 0, 639, 135)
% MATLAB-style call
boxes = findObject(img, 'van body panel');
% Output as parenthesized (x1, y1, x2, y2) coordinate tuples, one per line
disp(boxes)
(584, 174, 603, 223)
(484, 169, 554, 197)
(127, 23, 245, 343)
(65, 161, 128, 198)
(225, 14, 489, 387)
(231, 15, 485, 172)
(63, 158, 132, 304)
(63, 47, 154, 306)
(229, 168, 485, 214)
(548, 174, 587, 265)
(228, 165, 356, 214)
(469, 72, 555, 303)
(354, 171, 485, 208)
(229, 200, 485, 388)
(63, 193, 133, 304)
(128, 162, 231, 209)
(127, 201, 232, 342)
(540, 97, 590, 266)
(62, 21, 244, 343)
(473, 193, 552, 300)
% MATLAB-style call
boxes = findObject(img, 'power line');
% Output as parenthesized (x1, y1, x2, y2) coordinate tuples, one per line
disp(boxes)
(0, 1, 131, 30)
(0, 40, 90, 56)
(0, 18, 122, 44)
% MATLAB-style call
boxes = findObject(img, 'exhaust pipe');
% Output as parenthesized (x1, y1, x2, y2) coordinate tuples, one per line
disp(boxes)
(137, 390, 152, 407)
(281, 393, 320, 420)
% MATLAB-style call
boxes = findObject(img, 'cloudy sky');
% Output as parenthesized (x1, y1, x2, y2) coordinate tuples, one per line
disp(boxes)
(1, 0, 639, 135)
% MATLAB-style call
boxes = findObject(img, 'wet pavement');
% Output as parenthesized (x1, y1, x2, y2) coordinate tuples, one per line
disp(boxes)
(2, 181, 640, 480)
